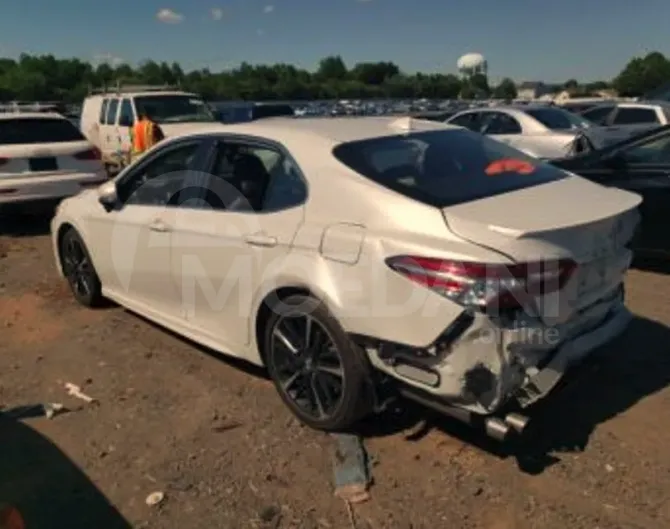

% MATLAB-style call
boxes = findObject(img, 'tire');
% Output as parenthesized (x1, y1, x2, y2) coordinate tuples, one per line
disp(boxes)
(59, 228, 104, 307)
(263, 294, 373, 432)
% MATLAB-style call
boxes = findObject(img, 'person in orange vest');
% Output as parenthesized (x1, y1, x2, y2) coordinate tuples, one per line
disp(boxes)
(129, 109, 164, 164)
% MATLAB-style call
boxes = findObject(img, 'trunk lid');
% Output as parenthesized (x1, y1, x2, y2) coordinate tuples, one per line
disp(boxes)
(442, 175, 641, 321)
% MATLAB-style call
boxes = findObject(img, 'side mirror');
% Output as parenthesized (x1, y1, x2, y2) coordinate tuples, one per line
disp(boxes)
(97, 181, 118, 212)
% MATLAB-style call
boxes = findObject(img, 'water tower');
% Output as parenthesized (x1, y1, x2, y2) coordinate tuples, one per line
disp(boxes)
(457, 53, 488, 78)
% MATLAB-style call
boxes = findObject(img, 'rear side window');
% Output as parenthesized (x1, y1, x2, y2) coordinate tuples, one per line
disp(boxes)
(581, 105, 615, 125)
(612, 107, 659, 125)
(0, 118, 85, 144)
(332, 129, 569, 208)
(98, 99, 108, 124)
(525, 108, 589, 130)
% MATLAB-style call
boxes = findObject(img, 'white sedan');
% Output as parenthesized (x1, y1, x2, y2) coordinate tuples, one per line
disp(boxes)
(445, 105, 611, 159)
(51, 117, 639, 438)
(0, 113, 107, 210)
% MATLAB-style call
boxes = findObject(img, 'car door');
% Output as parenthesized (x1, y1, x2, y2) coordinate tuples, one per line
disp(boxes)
(604, 107, 661, 144)
(99, 97, 119, 160)
(481, 111, 526, 149)
(168, 135, 307, 357)
(87, 138, 211, 319)
(117, 98, 135, 159)
(570, 131, 670, 255)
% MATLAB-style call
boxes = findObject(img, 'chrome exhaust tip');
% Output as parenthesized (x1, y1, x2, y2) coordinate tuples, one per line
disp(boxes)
(484, 417, 510, 441)
(504, 412, 530, 434)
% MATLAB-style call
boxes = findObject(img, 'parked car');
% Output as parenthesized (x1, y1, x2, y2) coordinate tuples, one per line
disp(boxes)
(580, 101, 670, 145)
(553, 124, 670, 257)
(51, 117, 640, 439)
(444, 105, 607, 159)
(0, 112, 107, 213)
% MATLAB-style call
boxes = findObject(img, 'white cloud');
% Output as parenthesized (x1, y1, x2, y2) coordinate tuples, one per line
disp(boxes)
(93, 53, 123, 66)
(210, 7, 223, 20)
(263, 5, 274, 13)
(156, 8, 184, 24)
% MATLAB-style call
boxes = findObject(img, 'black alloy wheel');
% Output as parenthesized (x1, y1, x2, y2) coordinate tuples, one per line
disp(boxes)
(264, 295, 372, 431)
(60, 229, 103, 307)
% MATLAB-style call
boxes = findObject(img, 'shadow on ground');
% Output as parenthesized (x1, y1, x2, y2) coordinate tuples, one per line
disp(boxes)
(359, 315, 670, 475)
(0, 208, 55, 237)
(633, 254, 670, 275)
(0, 413, 131, 529)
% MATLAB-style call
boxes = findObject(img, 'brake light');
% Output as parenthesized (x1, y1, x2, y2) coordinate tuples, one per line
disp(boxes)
(386, 256, 577, 311)
(74, 148, 101, 160)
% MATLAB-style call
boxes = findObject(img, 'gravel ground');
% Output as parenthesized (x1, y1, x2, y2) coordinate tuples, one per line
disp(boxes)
(1, 215, 669, 529)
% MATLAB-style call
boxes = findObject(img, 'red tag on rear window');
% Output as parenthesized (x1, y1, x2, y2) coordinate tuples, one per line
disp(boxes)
(485, 159, 535, 176)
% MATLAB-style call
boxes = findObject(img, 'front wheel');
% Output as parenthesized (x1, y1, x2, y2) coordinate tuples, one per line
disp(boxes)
(59, 228, 104, 307)
(264, 295, 372, 431)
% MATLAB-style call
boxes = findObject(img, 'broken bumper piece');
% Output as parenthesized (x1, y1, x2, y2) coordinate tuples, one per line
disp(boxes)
(515, 303, 632, 408)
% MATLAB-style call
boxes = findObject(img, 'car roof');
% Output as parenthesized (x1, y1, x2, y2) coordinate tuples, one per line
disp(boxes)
(0, 112, 66, 121)
(85, 91, 198, 99)
(172, 116, 460, 145)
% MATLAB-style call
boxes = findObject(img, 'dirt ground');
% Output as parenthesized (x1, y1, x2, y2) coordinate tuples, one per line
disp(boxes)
(1, 215, 669, 529)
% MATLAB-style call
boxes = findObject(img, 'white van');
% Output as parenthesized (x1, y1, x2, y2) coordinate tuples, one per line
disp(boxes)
(80, 84, 218, 174)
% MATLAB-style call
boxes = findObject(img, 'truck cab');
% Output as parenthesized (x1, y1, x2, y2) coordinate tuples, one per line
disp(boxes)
(80, 83, 216, 175)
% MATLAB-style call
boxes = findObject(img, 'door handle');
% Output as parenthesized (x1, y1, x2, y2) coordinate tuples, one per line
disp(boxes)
(148, 219, 170, 232)
(244, 232, 277, 247)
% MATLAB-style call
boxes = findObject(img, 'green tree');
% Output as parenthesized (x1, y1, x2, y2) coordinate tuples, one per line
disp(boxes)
(613, 51, 670, 96)
(493, 78, 517, 99)
(316, 55, 348, 81)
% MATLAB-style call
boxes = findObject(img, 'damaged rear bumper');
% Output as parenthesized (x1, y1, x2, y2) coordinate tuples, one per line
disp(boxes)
(515, 301, 631, 407)
(362, 287, 631, 437)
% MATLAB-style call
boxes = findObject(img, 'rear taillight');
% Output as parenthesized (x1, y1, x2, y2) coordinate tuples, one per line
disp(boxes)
(74, 148, 101, 160)
(0, 157, 8, 166)
(386, 256, 577, 311)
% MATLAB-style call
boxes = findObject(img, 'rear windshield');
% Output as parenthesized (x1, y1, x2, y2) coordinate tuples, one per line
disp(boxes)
(332, 129, 569, 207)
(525, 108, 593, 130)
(134, 95, 216, 124)
(0, 117, 85, 145)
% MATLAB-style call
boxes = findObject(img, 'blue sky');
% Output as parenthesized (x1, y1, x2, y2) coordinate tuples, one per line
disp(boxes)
(1, 0, 669, 82)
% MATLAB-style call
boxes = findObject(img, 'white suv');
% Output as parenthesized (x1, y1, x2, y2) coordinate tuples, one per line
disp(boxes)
(0, 112, 107, 211)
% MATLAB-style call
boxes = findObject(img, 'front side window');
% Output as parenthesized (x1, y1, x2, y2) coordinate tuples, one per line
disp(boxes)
(333, 129, 569, 207)
(119, 142, 202, 206)
(612, 107, 660, 125)
(118, 99, 134, 127)
(134, 95, 216, 124)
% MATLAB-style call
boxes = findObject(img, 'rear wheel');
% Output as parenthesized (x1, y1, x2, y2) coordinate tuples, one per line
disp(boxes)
(59, 228, 103, 307)
(264, 295, 372, 431)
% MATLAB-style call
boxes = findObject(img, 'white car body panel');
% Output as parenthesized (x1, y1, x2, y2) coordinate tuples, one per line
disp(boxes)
(51, 117, 640, 416)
